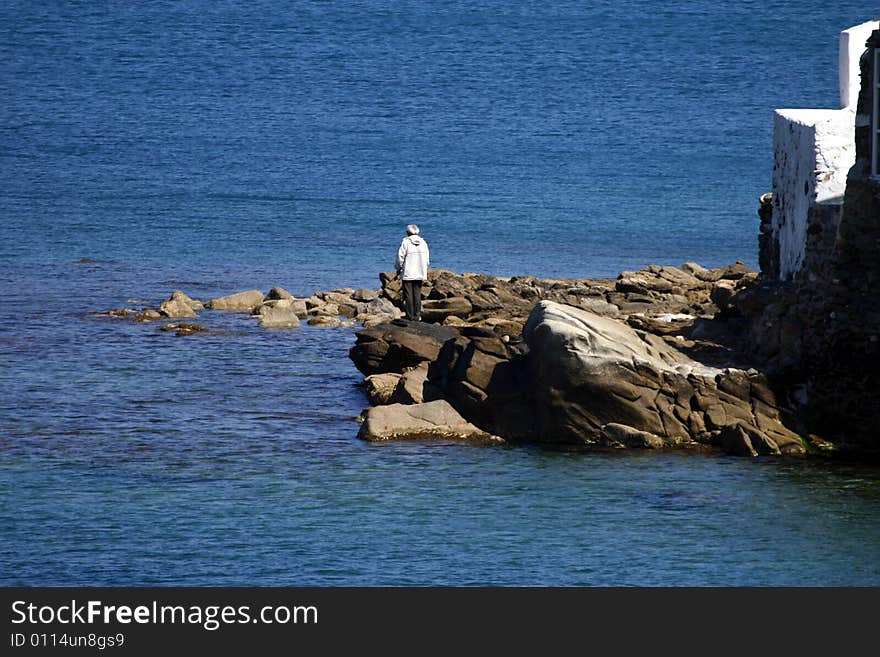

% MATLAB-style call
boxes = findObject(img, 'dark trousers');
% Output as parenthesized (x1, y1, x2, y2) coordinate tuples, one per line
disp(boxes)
(402, 279, 423, 320)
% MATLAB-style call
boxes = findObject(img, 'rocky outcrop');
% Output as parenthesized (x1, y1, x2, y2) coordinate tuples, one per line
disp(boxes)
(357, 400, 503, 443)
(374, 264, 755, 344)
(354, 296, 806, 455)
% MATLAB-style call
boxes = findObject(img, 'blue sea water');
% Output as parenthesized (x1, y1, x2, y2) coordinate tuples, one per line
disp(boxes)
(1, 0, 879, 586)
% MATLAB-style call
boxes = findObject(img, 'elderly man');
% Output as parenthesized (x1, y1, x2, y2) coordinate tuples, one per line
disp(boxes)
(395, 224, 430, 321)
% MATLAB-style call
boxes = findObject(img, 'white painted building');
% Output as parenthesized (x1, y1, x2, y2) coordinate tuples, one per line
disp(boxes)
(770, 20, 879, 280)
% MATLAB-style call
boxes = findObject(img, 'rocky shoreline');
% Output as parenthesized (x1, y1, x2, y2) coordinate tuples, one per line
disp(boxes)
(348, 264, 811, 457)
(96, 259, 872, 459)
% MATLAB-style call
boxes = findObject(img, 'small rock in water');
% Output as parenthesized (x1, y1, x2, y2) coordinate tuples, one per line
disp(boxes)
(158, 290, 199, 318)
(308, 316, 343, 327)
(160, 323, 208, 336)
(136, 308, 162, 321)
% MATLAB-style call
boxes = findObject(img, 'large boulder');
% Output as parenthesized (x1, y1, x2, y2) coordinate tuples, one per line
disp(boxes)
(358, 400, 502, 443)
(522, 301, 804, 453)
(207, 290, 264, 311)
(349, 321, 459, 375)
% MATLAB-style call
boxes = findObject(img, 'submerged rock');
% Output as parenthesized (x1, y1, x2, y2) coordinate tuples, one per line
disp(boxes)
(160, 323, 207, 337)
(136, 308, 162, 321)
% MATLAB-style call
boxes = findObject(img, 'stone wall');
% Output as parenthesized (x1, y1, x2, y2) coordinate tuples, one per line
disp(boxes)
(748, 31, 880, 453)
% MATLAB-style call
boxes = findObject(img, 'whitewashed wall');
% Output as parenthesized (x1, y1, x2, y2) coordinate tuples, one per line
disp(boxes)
(840, 21, 880, 108)
(770, 21, 877, 281)
(772, 109, 854, 279)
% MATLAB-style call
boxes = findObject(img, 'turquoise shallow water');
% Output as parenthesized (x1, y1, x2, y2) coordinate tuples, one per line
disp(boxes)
(2, 0, 879, 585)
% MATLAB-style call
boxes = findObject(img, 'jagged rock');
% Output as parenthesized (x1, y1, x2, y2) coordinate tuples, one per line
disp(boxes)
(159, 291, 199, 318)
(389, 364, 439, 404)
(357, 400, 502, 443)
(207, 290, 264, 311)
(379, 272, 403, 302)
(720, 423, 784, 457)
(364, 373, 402, 405)
(349, 321, 459, 375)
(425, 270, 481, 299)
(427, 330, 532, 440)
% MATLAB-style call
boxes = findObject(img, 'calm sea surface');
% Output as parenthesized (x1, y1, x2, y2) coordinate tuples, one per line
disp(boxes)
(2, 0, 878, 585)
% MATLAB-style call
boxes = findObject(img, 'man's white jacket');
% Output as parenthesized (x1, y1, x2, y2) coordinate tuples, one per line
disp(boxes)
(396, 235, 430, 281)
